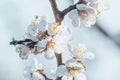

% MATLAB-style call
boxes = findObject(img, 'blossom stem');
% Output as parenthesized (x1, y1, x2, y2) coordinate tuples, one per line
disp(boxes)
(49, 0, 83, 24)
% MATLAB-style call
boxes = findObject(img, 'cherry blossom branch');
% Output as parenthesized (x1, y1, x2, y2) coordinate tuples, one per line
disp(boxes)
(48, 0, 82, 80)
(10, 38, 37, 48)
(49, 0, 86, 24)
(61, 1, 82, 16)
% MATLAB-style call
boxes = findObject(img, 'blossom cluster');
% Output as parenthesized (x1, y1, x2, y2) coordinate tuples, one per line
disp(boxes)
(15, 16, 70, 60)
(55, 44, 95, 80)
(70, 0, 109, 27)
(9, 0, 109, 79)
(24, 58, 45, 80)
(11, 16, 95, 80)
(23, 43, 95, 80)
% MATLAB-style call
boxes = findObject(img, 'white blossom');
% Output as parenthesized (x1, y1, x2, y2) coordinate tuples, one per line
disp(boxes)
(44, 48, 55, 59)
(25, 24, 37, 36)
(69, 0, 109, 27)
(37, 16, 48, 32)
(32, 58, 45, 80)
(25, 25, 38, 41)
(24, 58, 45, 80)
(68, 43, 95, 60)
(73, 72, 86, 80)
(88, 0, 109, 12)
(62, 72, 86, 80)
(47, 23, 58, 36)
(47, 23, 65, 36)
(23, 66, 33, 80)
(32, 72, 45, 80)
(16, 45, 30, 59)
(56, 65, 67, 77)
(84, 51, 95, 60)
(25, 32, 38, 41)
(65, 59, 85, 72)
(62, 75, 73, 80)
(61, 59, 86, 80)
(35, 39, 47, 53)
(87, 0, 97, 3)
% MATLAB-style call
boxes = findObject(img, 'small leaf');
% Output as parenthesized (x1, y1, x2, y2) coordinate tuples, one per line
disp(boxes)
(10, 37, 17, 46)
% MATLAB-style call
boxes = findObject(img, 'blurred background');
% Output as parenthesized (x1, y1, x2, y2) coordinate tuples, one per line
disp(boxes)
(0, 0, 120, 80)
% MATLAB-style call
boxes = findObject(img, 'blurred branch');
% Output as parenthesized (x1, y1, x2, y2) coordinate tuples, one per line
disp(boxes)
(95, 23, 120, 47)
(42, 73, 52, 80)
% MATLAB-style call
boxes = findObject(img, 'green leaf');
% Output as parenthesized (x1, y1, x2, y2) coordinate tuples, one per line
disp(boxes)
(9, 37, 17, 46)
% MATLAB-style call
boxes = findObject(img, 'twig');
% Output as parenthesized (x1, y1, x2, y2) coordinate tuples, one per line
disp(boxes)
(49, 0, 83, 24)
(61, 2, 82, 17)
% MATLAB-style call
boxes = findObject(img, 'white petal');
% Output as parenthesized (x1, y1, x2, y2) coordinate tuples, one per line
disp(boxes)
(25, 32, 38, 42)
(67, 43, 74, 54)
(76, 44, 87, 53)
(25, 24, 37, 36)
(68, 10, 78, 19)
(36, 40, 47, 49)
(56, 65, 67, 77)
(37, 16, 48, 32)
(24, 66, 33, 78)
(76, 4, 89, 11)
(87, 0, 97, 3)
(32, 72, 45, 80)
(74, 72, 86, 80)
(16, 45, 30, 59)
(65, 59, 85, 72)
(53, 35, 64, 44)
(72, 17, 81, 27)
(54, 45, 63, 54)
(84, 52, 95, 60)
(62, 75, 73, 80)
(44, 48, 55, 59)
(34, 58, 43, 69)
(83, 14, 96, 27)
(47, 23, 59, 36)
(97, 0, 109, 12)
(44, 69, 57, 80)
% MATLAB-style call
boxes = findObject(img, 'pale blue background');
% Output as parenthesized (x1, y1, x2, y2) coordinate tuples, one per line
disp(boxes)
(0, 0, 120, 80)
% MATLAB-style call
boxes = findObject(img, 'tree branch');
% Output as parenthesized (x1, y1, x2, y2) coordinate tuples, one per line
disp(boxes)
(49, 0, 84, 24)
(61, 2, 82, 17)
(95, 23, 120, 47)
(55, 53, 63, 66)
(49, 0, 61, 23)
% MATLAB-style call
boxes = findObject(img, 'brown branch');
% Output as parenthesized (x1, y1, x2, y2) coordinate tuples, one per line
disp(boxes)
(55, 53, 63, 66)
(49, 0, 62, 23)
(49, 0, 84, 24)
(61, 2, 82, 17)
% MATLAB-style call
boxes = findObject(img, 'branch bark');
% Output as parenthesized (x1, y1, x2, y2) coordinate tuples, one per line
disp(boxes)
(61, 2, 82, 17)
(49, 0, 83, 24)
(49, 0, 62, 23)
